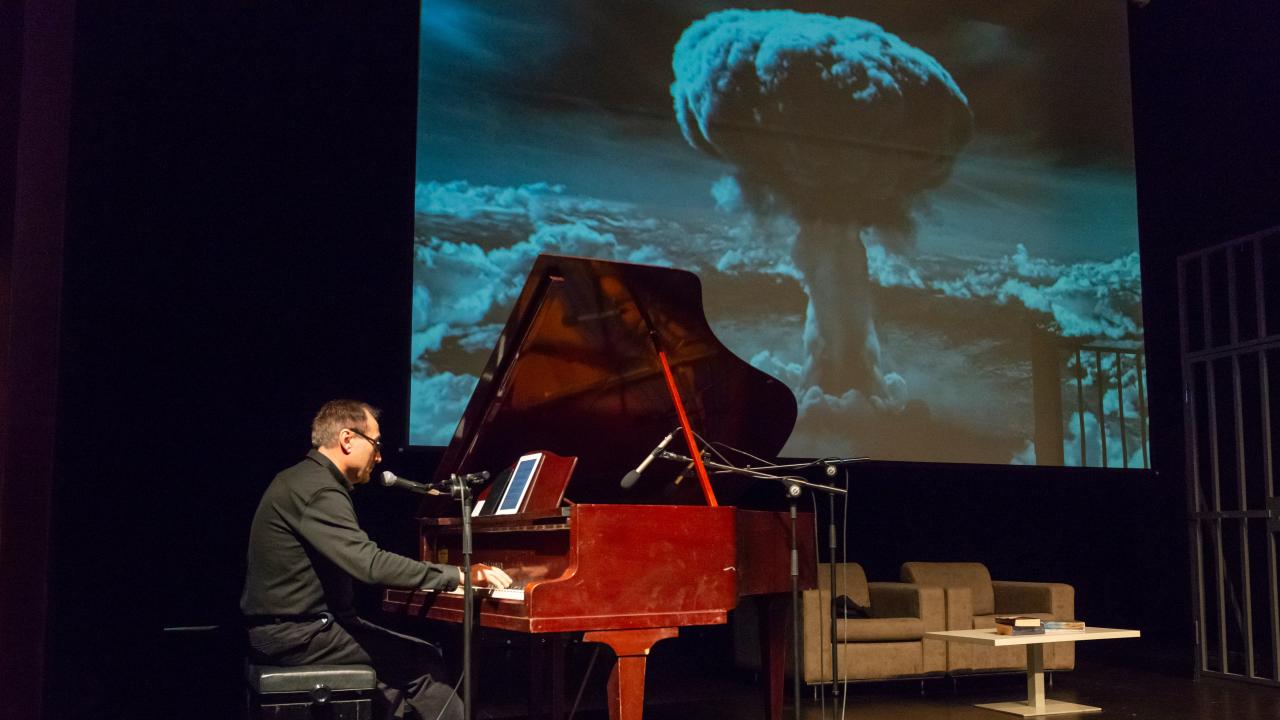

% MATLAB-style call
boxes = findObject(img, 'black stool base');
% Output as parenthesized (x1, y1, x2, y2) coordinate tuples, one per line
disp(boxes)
(246, 663, 376, 720)
(250, 694, 372, 720)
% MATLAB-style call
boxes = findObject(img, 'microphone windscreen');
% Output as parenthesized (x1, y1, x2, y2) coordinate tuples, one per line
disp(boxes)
(380, 470, 397, 487)
(620, 470, 641, 489)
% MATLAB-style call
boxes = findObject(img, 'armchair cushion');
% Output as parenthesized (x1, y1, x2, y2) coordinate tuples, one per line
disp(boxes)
(837, 617, 924, 643)
(817, 563, 871, 608)
(901, 562, 995, 616)
(833, 594, 870, 618)
(994, 581, 1074, 619)
(869, 582, 945, 632)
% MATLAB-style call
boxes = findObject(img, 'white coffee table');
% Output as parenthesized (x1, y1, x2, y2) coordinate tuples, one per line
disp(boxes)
(923, 627, 1140, 716)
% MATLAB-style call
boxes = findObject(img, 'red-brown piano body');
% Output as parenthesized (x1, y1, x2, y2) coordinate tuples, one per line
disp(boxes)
(384, 255, 816, 720)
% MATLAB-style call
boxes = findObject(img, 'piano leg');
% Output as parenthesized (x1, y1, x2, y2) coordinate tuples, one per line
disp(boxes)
(760, 594, 789, 720)
(583, 627, 678, 720)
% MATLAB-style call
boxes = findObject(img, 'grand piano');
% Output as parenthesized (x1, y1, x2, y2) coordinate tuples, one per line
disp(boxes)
(384, 254, 816, 720)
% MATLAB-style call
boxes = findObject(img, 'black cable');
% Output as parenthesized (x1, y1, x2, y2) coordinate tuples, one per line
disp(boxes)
(692, 430, 737, 467)
(707, 440, 845, 474)
(432, 672, 466, 720)
(707, 440, 770, 466)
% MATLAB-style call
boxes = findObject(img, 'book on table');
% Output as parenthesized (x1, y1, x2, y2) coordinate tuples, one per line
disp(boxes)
(994, 616, 1042, 628)
(994, 616, 1044, 635)
(1043, 620, 1086, 633)
(995, 623, 1046, 635)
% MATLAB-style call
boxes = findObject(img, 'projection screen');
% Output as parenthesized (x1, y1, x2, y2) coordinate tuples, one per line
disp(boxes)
(409, 1, 1145, 467)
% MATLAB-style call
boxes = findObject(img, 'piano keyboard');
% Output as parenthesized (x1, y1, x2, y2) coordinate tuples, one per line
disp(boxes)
(441, 586, 526, 601)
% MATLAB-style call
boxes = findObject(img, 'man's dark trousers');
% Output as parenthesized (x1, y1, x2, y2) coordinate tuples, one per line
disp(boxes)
(248, 615, 461, 720)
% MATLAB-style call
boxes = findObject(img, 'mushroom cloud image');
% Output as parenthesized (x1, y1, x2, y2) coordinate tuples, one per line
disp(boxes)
(671, 9, 973, 403)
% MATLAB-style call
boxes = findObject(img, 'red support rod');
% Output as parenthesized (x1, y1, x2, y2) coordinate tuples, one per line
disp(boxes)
(656, 350, 717, 507)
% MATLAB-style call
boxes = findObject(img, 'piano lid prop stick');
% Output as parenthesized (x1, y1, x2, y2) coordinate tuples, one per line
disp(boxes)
(656, 349, 717, 506)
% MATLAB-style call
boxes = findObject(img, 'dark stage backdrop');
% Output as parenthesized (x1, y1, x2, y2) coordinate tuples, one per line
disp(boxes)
(409, 1, 1145, 468)
(40, 1, 1280, 717)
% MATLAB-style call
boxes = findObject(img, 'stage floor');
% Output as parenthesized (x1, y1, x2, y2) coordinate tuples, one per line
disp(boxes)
(159, 626, 1278, 720)
(485, 642, 1278, 720)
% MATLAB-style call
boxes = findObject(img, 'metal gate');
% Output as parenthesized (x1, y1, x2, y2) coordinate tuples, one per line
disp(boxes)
(1179, 226, 1280, 685)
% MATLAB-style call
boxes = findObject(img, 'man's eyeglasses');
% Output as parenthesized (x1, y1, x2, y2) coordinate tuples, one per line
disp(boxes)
(345, 428, 382, 453)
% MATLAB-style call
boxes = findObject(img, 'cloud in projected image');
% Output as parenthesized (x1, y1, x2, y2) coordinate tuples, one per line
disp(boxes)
(671, 8, 974, 402)
(411, 181, 673, 359)
(411, 370, 479, 446)
(924, 246, 1141, 339)
(410, 180, 1143, 457)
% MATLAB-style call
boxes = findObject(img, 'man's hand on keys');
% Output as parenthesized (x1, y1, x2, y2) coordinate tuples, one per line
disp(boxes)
(470, 564, 514, 589)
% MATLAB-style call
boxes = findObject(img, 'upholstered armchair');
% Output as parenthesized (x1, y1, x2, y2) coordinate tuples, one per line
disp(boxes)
(899, 562, 1075, 675)
(800, 563, 946, 684)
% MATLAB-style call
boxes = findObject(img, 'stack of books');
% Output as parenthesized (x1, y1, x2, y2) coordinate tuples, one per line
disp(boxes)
(994, 616, 1044, 635)
(1043, 620, 1086, 634)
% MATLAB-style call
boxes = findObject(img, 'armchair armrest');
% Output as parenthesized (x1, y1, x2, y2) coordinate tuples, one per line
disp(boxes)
(869, 582, 945, 631)
(799, 589, 826, 685)
(868, 582, 919, 618)
(993, 580, 1074, 619)
(942, 586, 973, 630)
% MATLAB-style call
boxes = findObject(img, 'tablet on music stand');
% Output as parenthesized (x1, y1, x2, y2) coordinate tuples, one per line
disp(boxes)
(494, 452, 543, 515)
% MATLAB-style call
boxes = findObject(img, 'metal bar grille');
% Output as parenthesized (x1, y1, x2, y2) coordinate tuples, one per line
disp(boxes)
(1180, 255, 1207, 676)
(1061, 343, 1148, 468)
(1095, 350, 1108, 466)
(1179, 227, 1280, 686)
(1117, 352, 1129, 468)
(1075, 347, 1087, 466)
(1262, 350, 1280, 680)
(1231, 355, 1255, 676)
(1136, 351, 1150, 467)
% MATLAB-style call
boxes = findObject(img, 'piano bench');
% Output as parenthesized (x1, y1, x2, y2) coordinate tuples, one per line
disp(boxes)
(245, 663, 377, 720)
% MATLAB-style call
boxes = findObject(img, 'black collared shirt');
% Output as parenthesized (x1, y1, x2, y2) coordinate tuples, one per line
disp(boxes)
(240, 449, 460, 618)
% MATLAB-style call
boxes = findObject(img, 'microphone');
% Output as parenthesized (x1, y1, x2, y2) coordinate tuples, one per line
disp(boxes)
(380, 470, 437, 495)
(620, 428, 680, 489)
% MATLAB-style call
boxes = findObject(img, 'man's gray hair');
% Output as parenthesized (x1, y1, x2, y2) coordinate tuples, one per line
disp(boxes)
(311, 399, 380, 448)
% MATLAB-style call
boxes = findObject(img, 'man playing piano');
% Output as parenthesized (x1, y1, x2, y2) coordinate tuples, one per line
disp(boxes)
(241, 399, 512, 720)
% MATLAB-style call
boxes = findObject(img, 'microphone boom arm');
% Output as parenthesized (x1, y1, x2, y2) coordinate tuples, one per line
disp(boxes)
(656, 451, 847, 496)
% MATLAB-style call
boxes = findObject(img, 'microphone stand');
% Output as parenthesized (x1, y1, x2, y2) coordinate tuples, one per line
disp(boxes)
(445, 474, 476, 720)
(825, 466, 840, 703)
(660, 452, 845, 720)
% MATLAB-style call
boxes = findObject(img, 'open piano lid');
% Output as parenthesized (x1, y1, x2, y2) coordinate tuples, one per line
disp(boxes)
(423, 254, 797, 511)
